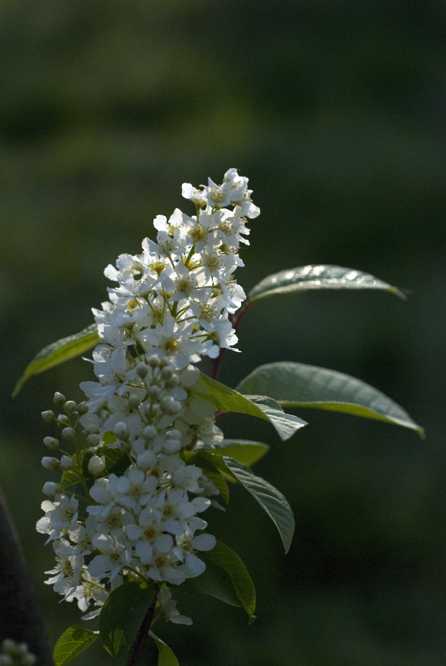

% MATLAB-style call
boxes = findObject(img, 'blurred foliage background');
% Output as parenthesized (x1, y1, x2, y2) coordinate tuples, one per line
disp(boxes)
(1, 0, 446, 664)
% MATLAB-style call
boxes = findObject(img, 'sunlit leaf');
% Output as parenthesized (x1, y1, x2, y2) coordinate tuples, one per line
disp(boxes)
(207, 540, 256, 622)
(237, 362, 424, 436)
(212, 439, 269, 466)
(248, 264, 406, 303)
(223, 457, 295, 553)
(13, 323, 99, 397)
(197, 373, 307, 441)
(53, 625, 98, 666)
(100, 581, 154, 657)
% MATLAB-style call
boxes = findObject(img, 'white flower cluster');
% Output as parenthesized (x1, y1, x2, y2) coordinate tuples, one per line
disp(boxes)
(0, 639, 36, 666)
(37, 169, 259, 622)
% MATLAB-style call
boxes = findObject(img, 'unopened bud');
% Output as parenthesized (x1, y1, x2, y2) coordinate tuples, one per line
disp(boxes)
(159, 357, 171, 368)
(160, 366, 174, 380)
(43, 436, 59, 451)
(53, 392, 66, 406)
(22, 654, 37, 666)
(87, 433, 101, 446)
(114, 422, 129, 441)
(41, 410, 55, 423)
(61, 427, 76, 440)
(1, 639, 17, 655)
(128, 394, 140, 409)
(136, 362, 148, 378)
(42, 481, 60, 496)
(161, 396, 181, 415)
(165, 374, 180, 388)
(77, 401, 89, 415)
(41, 456, 60, 471)
(60, 455, 74, 470)
(88, 455, 105, 476)
(148, 355, 161, 369)
(146, 385, 161, 399)
(64, 400, 77, 413)
(119, 439, 132, 454)
(142, 425, 157, 440)
(136, 450, 157, 471)
(0, 654, 13, 666)
(164, 438, 182, 454)
(56, 414, 70, 427)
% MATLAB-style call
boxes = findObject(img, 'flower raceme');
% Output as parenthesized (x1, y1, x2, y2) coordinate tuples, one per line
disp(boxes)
(37, 169, 260, 623)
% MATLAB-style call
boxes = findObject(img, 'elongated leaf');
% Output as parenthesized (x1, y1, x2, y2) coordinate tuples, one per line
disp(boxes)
(212, 439, 269, 466)
(248, 264, 405, 303)
(223, 457, 295, 553)
(237, 362, 424, 436)
(53, 625, 98, 666)
(99, 581, 154, 657)
(207, 540, 256, 622)
(197, 374, 306, 441)
(13, 323, 99, 397)
(177, 555, 241, 607)
(149, 632, 179, 666)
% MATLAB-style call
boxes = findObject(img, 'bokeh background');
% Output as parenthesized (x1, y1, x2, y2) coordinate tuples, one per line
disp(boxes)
(1, 0, 446, 664)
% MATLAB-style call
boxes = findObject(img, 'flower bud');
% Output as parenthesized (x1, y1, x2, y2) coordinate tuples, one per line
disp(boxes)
(1, 639, 17, 655)
(53, 392, 66, 406)
(61, 427, 76, 440)
(136, 450, 157, 471)
(146, 385, 161, 399)
(165, 374, 180, 388)
(87, 433, 101, 446)
(136, 362, 148, 378)
(77, 401, 89, 415)
(42, 481, 60, 496)
(41, 410, 55, 423)
(88, 455, 106, 476)
(161, 396, 181, 415)
(114, 422, 129, 441)
(160, 366, 174, 380)
(64, 400, 77, 413)
(148, 355, 161, 369)
(159, 357, 171, 368)
(43, 436, 59, 451)
(164, 438, 182, 454)
(41, 457, 60, 471)
(142, 425, 157, 440)
(119, 439, 132, 454)
(56, 414, 70, 427)
(60, 455, 74, 470)
(0, 654, 13, 666)
(22, 655, 37, 666)
(128, 393, 141, 409)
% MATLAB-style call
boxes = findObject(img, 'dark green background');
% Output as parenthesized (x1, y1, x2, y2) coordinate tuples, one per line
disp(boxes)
(1, 1, 446, 664)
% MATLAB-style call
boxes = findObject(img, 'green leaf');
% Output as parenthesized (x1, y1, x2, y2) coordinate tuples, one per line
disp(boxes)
(191, 453, 230, 503)
(13, 323, 99, 397)
(212, 439, 270, 466)
(177, 555, 241, 607)
(236, 362, 424, 437)
(149, 632, 179, 666)
(99, 581, 154, 657)
(207, 540, 256, 621)
(53, 625, 98, 666)
(223, 457, 295, 553)
(248, 264, 406, 303)
(197, 373, 307, 441)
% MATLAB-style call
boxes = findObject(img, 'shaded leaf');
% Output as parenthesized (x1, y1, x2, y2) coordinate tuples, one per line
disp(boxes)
(149, 632, 179, 666)
(248, 264, 406, 303)
(207, 540, 256, 621)
(53, 625, 98, 666)
(223, 457, 295, 553)
(237, 362, 424, 437)
(197, 373, 306, 441)
(13, 323, 99, 397)
(99, 581, 154, 657)
(177, 555, 241, 607)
